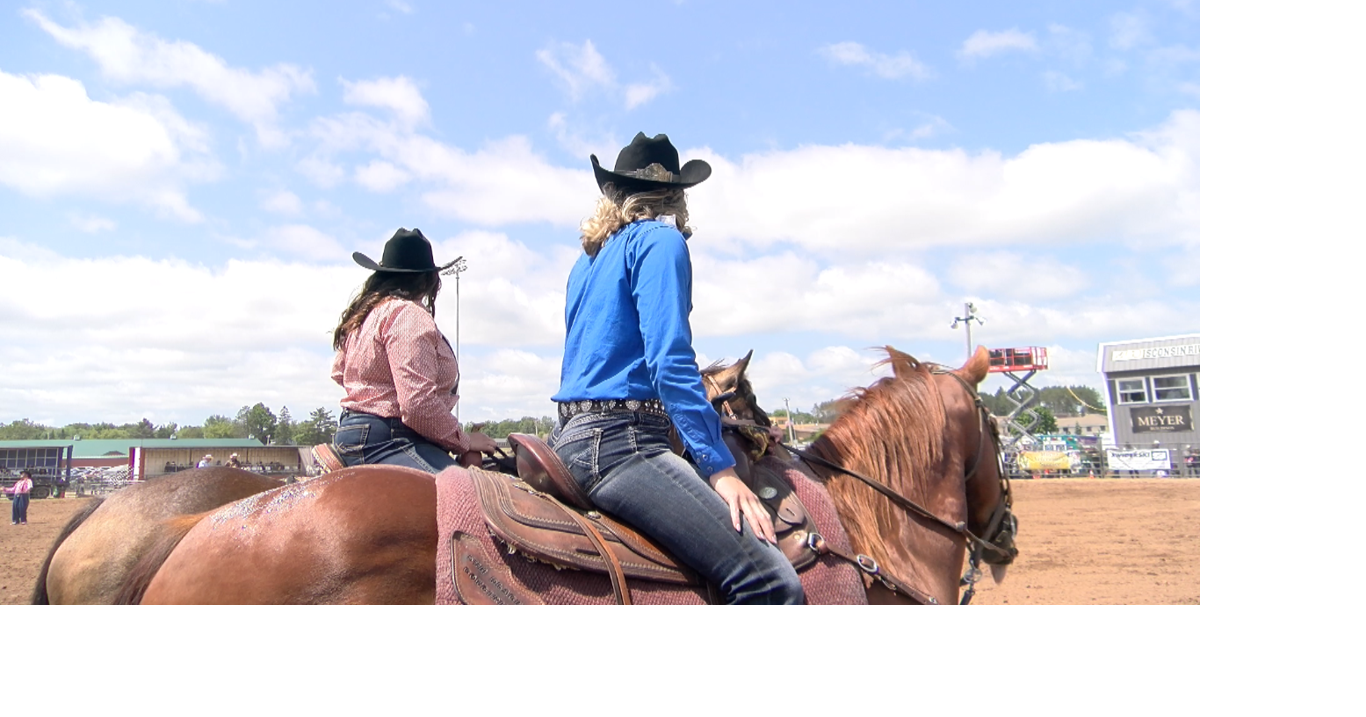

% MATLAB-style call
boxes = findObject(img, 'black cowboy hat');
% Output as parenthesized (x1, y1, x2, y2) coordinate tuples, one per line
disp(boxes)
(352, 228, 459, 273)
(591, 132, 712, 194)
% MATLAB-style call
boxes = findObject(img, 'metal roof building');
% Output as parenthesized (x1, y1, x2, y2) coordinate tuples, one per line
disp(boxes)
(1096, 334, 1200, 475)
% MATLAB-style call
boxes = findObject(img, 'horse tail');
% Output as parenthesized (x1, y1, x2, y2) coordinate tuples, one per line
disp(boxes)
(112, 512, 212, 605)
(31, 496, 107, 605)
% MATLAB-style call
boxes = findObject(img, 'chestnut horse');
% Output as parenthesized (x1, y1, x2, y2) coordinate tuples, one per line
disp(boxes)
(121, 346, 1014, 605)
(32, 468, 284, 604)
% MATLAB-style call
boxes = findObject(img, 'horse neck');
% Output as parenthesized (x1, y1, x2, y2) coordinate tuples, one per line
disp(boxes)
(811, 380, 969, 605)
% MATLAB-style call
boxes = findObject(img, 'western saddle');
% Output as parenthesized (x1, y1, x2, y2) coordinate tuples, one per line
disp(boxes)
(466, 432, 818, 604)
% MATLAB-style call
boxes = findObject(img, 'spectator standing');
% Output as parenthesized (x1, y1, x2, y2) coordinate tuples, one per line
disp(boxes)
(6, 469, 33, 525)
(198, 454, 213, 468)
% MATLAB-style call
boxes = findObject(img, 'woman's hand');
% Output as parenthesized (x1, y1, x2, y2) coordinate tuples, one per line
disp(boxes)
(708, 467, 777, 545)
(465, 431, 499, 454)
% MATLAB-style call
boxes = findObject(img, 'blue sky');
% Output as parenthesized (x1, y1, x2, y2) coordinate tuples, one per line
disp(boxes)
(0, 0, 1200, 427)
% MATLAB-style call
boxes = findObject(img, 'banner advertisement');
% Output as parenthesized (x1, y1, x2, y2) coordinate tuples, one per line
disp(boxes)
(1017, 451, 1073, 471)
(1106, 448, 1171, 472)
(1130, 405, 1193, 433)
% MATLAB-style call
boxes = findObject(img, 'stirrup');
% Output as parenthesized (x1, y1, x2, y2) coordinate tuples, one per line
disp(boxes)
(311, 444, 345, 475)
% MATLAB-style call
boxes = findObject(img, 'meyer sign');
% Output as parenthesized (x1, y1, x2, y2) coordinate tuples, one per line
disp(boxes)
(1130, 405, 1193, 433)
(1112, 344, 1200, 362)
(1106, 448, 1171, 472)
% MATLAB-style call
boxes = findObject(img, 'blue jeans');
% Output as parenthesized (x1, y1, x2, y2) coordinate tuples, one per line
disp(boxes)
(551, 410, 804, 605)
(11, 493, 29, 524)
(335, 410, 460, 474)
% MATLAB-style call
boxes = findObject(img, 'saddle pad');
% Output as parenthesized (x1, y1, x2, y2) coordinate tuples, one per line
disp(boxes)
(435, 462, 867, 605)
(470, 467, 701, 585)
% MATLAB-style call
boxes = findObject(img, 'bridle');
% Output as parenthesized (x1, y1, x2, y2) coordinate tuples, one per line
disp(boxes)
(775, 366, 1018, 605)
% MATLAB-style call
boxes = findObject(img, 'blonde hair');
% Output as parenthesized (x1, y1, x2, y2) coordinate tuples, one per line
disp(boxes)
(579, 185, 691, 256)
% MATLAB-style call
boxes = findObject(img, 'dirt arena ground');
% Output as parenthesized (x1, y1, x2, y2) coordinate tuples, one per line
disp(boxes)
(0, 478, 1198, 605)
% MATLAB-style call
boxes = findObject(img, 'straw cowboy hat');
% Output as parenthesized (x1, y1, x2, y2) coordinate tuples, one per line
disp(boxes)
(353, 228, 459, 274)
(591, 133, 711, 195)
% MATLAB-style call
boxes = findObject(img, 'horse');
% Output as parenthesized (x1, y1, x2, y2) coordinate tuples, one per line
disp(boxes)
(32, 467, 285, 604)
(121, 345, 1014, 605)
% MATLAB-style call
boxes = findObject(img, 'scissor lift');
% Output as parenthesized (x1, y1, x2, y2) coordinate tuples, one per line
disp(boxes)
(987, 347, 1049, 450)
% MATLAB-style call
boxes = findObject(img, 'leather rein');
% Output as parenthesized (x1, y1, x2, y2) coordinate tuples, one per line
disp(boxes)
(776, 367, 1017, 605)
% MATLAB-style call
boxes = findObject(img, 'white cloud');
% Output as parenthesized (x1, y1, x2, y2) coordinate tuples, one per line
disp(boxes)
(947, 252, 1091, 300)
(260, 189, 304, 215)
(69, 213, 117, 233)
(625, 66, 675, 110)
(341, 75, 429, 128)
(958, 29, 1038, 60)
(0, 71, 216, 221)
(1046, 24, 1093, 67)
(687, 109, 1200, 254)
(261, 224, 348, 261)
(819, 41, 933, 80)
(1109, 12, 1153, 50)
(354, 160, 411, 192)
(1043, 70, 1084, 92)
(536, 40, 672, 109)
(386, 0, 414, 14)
(24, 9, 315, 146)
(536, 40, 616, 101)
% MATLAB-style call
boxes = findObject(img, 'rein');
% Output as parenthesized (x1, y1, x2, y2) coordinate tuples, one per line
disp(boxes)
(778, 366, 1017, 605)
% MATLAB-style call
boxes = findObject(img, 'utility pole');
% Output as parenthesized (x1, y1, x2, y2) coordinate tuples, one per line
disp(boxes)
(442, 256, 467, 420)
(950, 302, 984, 360)
(783, 398, 796, 444)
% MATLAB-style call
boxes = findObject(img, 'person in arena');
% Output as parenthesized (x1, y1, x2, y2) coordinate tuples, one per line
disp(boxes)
(325, 228, 497, 473)
(548, 133, 804, 605)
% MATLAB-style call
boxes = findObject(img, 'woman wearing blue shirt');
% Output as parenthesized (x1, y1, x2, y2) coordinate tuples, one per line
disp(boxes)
(550, 133, 804, 604)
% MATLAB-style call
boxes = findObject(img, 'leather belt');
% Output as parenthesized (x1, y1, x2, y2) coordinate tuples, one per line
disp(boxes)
(557, 398, 667, 422)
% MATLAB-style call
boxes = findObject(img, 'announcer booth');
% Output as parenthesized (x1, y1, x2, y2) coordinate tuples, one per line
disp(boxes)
(1097, 334, 1200, 476)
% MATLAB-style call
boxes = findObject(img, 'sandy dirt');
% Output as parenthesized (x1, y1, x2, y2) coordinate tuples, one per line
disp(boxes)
(0, 478, 1198, 605)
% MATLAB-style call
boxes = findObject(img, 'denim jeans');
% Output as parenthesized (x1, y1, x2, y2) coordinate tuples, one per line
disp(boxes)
(335, 410, 460, 474)
(551, 410, 804, 605)
(11, 493, 29, 524)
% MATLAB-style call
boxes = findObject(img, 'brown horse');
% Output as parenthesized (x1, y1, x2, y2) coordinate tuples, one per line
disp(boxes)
(32, 467, 285, 604)
(124, 346, 1013, 605)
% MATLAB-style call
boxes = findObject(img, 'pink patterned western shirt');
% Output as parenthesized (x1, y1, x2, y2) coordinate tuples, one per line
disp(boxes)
(331, 298, 469, 453)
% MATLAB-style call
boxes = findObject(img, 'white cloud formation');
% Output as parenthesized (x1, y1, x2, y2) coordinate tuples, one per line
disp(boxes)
(947, 252, 1091, 300)
(0, 71, 216, 221)
(260, 189, 304, 215)
(261, 224, 349, 261)
(536, 40, 672, 109)
(1043, 70, 1084, 92)
(686, 109, 1199, 254)
(1109, 12, 1153, 50)
(354, 160, 411, 192)
(24, 9, 315, 146)
(958, 29, 1038, 60)
(341, 76, 429, 128)
(69, 213, 117, 233)
(819, 41, 933, 80)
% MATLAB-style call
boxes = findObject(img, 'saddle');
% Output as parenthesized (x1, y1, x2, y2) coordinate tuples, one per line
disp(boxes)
(469, 432, 819, 604)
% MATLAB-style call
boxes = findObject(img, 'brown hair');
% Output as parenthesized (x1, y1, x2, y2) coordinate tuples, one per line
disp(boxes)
(333, 271, 441, 351)
(579, 184, 691, 256)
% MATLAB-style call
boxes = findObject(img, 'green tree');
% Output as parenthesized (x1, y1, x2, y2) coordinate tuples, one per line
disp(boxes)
(275, 406, 296, 445)
(295, 408, 337, 446)
(1024, 406, 1059, 434)
(203, 414, 242, 439)
(237, 403, 278, 444)
(154, 422, 178, 439)
(132, 418, 156, 439)
(178, 425, 205, 439)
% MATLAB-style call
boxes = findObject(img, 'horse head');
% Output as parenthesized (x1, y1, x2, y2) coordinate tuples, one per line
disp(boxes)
(700, 350, 771, 426)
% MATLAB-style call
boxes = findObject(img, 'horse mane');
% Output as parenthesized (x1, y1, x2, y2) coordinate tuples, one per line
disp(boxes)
(30, 496, 106, 605)
(112, 512, 212, 605)
(807, 347, 950, 573)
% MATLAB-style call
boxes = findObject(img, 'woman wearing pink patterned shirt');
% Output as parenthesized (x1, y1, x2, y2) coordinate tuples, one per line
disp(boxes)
(328, 228, 498, 473)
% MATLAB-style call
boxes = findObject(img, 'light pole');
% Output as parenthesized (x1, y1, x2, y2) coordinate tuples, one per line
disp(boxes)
(783, 398, 796, 444)
(442, 257, 467, 421)
(950, 302, 984, 360)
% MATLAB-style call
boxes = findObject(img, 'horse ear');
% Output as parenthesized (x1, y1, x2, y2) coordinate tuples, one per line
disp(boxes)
(883, 346, 919, 379)
(709, 350, 753, 389)
(957, 345, 990, 385)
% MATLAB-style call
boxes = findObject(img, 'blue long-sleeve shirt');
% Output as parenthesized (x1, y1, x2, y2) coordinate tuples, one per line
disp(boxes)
(552, 219, 735, 476)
